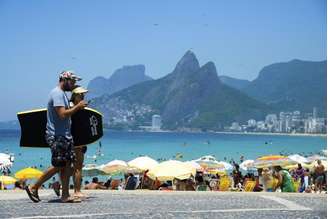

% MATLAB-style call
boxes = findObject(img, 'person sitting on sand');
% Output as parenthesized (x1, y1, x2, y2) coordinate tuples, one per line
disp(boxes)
(273, 166, 295, 192)
(232, 164, 242, 188)
(84, 177, 107, 190)
(262, 168, 274, 192)
(125, 173, 138, 190)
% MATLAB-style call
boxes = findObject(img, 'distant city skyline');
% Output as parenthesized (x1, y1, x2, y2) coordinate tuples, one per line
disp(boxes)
(0, 0, 326, 121)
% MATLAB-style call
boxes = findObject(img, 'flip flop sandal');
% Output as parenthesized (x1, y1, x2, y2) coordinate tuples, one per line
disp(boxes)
(60, 197, 81, 203)
(25, 186, 40, 203)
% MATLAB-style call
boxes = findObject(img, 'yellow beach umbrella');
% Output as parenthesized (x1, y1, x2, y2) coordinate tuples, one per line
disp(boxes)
(148, 160, 195, 181)
(285, 160, 327, 170)
(128, 156, 158, 172)
(15, 167, 43, 180)
(0, 175, 17, 185)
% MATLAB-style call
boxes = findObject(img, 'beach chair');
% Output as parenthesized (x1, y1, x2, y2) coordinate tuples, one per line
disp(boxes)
(218, 177, 230, 191)
(244, 180, 256, 192)
(110, 179, 120, 190)
(196, 184, 208, 191)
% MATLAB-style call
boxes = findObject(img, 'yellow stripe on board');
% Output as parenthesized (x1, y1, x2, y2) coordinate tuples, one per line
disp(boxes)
(17, 107, 102, 116)
(17, 108, 46, 115)
(85, 107, 103, 116)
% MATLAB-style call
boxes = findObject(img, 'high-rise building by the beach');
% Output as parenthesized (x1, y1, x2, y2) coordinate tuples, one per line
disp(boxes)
(152, 115, 162, 131)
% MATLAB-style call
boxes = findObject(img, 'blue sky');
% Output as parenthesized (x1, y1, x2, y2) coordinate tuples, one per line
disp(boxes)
(0, 0, 326, 121)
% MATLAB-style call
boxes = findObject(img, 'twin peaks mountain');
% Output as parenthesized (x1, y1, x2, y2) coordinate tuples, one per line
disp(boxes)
(90, 51, 269, 130)
(90, 51, 326, 130)
(87, 65, 152, 98)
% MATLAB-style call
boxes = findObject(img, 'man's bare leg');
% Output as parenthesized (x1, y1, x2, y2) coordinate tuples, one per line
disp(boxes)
(30, 166, 59, 191)
(60, 164, 71, 201)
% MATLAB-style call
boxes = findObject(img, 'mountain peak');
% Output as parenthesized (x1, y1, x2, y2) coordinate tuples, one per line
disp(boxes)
(112, 65, 146, 78)
(201, 61, 216, 73)
(173, 50, 200, 74)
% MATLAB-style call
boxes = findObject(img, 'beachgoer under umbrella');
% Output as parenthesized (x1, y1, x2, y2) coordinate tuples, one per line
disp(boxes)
(314, 160, 326, 193)
(273, 166, 295, 192)
(232, 164, 242, 188)
(125, 173, 138, 190)
(262, 168, 274, 192)
(25, 70, 87, 203)
(84, 177, 106, 190)
(293, 163, 305, 192)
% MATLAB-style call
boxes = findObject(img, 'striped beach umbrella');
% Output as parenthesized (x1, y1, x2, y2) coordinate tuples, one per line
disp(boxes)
(254, 155, 296, 168)
(288, 154, 309, 164)
(195, 156, 224, 169)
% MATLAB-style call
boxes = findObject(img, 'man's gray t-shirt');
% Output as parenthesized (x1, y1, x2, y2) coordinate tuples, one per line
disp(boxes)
(46, 86, 72, 139)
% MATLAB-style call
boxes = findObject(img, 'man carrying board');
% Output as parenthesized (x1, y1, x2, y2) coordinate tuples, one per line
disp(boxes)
(25, 70, 87, 203)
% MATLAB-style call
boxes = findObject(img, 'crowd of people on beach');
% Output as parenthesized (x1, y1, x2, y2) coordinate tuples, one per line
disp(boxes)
(6, 158, 325, 195)
(78, 160, 326, 193)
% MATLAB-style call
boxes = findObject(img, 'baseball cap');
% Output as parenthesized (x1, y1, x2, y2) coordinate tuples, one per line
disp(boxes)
(59, 70, 82, 81)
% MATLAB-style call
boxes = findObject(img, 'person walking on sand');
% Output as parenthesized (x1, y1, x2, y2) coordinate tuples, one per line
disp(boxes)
(70, 85, 89, 198)
(25, 70, 87, 203)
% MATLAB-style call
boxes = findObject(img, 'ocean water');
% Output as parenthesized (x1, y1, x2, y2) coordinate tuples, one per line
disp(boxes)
(0, 129, 326, 174)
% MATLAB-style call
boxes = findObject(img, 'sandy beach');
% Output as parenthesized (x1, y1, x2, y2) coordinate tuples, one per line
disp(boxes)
(0, 190, 326, 219)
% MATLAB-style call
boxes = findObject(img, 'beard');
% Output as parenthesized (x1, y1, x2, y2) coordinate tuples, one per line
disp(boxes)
(63, 81, 73, 91)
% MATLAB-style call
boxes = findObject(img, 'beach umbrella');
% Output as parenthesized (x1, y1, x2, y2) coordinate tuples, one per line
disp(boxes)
(253, 155, 296, 168)
(312, 160, 327, 169)
(288, 154, 309, 164)
(217, 161, 233, 170)
(206, 169, 226, 176)
(0, 175, 17, 185)
(307, 155, 327, 163)
(147, 160, 195, 181)
(287, 160, 327, 170)
(240, 160, 255, 171)
(184, 161, 203, 171)
(100, 160, 128, 174)
(195, 155, 223, 169)
(15, 167, 43, 180)
(82, 164, 106, 177)
(0, 153, 14, 171)
(128, 156, 158, 171)
(284, 163, 312, 170)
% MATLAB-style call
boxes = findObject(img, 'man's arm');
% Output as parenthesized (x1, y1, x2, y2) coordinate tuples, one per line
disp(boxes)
(55, 100, 87, 119)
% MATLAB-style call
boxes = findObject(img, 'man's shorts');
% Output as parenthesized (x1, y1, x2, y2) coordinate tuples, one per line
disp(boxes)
(315, 175, 324, 184)
(46, 135, 75, 167)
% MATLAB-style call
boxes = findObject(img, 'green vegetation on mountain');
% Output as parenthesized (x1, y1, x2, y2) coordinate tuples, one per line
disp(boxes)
(92, 51, 270, 130)
(243, 59, 327, 116)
